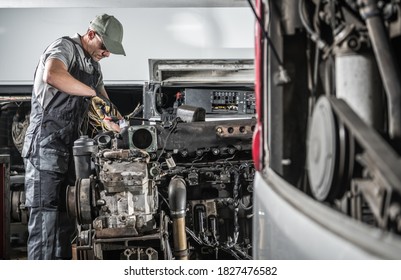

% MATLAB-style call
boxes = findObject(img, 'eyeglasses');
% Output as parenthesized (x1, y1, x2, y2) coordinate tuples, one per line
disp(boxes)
(95, 33, 108, 51)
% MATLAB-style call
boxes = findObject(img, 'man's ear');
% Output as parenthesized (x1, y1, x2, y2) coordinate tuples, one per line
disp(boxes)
(88, 30, 96, 40)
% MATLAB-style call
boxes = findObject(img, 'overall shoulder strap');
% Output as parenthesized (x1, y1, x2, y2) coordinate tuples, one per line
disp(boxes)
(60, 36, 83, 72)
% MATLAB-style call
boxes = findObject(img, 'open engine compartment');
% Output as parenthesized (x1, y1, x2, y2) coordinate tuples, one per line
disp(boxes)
(65, 59, 256, 259)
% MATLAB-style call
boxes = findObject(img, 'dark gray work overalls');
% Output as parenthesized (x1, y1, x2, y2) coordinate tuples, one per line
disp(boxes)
(22, 37, 99, 259)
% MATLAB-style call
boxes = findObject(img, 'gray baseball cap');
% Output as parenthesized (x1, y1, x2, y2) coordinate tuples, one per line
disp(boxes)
(89, 14, 126, 56)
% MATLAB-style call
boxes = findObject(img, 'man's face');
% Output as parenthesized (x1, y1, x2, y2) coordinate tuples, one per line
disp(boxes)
(89, 31, 110, 61)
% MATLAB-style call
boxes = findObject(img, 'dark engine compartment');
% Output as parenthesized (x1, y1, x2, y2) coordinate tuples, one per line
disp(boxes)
(255, 0, 401, 244)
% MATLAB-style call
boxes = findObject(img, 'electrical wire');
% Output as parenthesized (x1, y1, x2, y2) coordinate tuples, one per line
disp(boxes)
(86, 96, 121, 137)
(246, 0, 283, 66)
(247, 0, 291, 84)
(11, 113, 29, 153)
(156, 118, 179, 162)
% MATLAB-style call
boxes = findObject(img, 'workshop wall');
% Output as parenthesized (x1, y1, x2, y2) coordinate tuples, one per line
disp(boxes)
(0, 8, 254, 85)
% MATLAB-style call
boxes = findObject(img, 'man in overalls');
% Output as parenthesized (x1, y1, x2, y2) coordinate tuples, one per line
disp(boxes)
(21, 14, 126, 259)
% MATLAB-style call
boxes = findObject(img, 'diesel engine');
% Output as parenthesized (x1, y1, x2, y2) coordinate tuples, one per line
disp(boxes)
(66, 116, 255, 260)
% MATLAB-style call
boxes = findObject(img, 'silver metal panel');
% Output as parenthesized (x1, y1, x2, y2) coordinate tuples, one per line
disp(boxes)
(0, 0, 249, 8)
(148, 59, 254, 85)
(253, 170, 401, 259)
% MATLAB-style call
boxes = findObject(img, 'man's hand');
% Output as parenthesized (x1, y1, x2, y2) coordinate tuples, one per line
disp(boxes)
(91, 96, 112, 118)
(93, 88, 112, 109)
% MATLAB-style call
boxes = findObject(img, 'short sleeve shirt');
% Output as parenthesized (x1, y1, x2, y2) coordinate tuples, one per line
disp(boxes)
(33, 33, 104, 109)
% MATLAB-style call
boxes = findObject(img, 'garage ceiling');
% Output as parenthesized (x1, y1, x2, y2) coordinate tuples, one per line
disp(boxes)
(0, 0, 250, 8)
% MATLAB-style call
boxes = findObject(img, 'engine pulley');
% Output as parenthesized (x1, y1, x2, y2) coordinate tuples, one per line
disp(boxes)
(307, 96, 353, 201)
(66, 177, 96, 225)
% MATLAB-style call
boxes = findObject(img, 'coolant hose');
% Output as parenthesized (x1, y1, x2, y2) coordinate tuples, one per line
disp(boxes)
(359, 0, 401, 139)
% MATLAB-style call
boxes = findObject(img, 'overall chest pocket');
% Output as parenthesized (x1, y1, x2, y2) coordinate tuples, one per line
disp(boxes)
(38, 120, 75, 173)
(39, 119, 75, 152)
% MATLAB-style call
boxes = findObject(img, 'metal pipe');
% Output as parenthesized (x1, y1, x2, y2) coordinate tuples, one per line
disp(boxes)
(102, 149, 130, 159)
(168, 176, 188, 260)
(359, 0, 401, 139)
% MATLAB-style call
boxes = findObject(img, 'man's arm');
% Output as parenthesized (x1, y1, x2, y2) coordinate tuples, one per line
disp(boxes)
(43, 58, 96, 97)
(98, 85, 110, 99)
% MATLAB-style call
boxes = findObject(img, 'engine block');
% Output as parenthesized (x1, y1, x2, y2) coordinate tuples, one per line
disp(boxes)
(67, 117, 255, 260)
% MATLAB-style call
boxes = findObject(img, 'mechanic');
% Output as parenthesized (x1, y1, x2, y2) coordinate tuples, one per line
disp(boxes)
(21, 14, 126, 260)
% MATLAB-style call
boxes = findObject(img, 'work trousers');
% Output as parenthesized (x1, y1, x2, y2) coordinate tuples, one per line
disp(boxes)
(24, 158, 75, 260)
